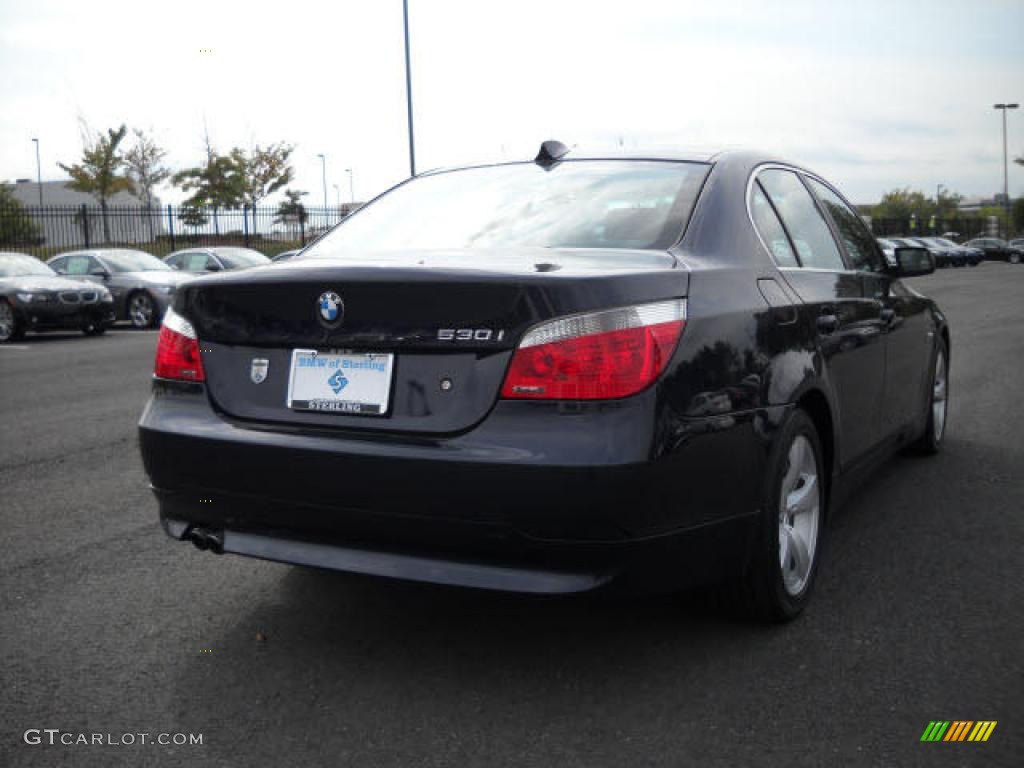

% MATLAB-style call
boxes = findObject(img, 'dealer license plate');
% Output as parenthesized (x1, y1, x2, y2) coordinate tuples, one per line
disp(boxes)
(286, 349, 394, 415)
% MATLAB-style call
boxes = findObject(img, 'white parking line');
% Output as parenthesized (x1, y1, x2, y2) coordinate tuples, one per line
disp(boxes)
(0, 345, 30, 350)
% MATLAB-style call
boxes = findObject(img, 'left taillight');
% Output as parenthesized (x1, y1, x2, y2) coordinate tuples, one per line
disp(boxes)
(154, 307, 205, 382)
(501, 299, 686, 400)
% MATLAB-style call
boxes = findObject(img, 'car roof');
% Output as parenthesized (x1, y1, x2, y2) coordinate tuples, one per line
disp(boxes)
(420, 147, 796, 178)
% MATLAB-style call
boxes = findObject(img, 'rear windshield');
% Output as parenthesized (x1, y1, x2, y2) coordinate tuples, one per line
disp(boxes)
(216, 248, 269, 269)
(304, 160, 709, 254)
(101, 250, 171, 272)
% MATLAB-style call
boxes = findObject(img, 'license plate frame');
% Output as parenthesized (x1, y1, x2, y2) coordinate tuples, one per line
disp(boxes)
(286, 348, 395, 415)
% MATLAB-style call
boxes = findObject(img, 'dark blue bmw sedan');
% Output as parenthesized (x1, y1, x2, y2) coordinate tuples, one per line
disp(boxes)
(139, 143, 949, 620)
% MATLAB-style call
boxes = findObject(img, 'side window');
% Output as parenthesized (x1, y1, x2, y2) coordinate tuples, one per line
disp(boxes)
(49, 257, 66, 273)
(750, 182, 798, 267)
(165, 254, 181, 269)
(65, 255, 93, 275)
(807, 178, 884, 272)
(185, 253, 209, 271)
(758, 169, 845, 271)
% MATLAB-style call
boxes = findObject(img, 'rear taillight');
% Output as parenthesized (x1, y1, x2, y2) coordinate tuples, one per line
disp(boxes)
(501, 299, 686, 400)
(154, 307, 205, 382)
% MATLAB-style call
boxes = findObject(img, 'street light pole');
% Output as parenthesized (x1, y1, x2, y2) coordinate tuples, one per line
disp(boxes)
(31, 138, 42, 206)
(993, 103, 1019, 237)
(333, 184, 341, 209)
(316, 153, 328, 211)
(403, 0, 416, 177)
(345, 168, 354, 203)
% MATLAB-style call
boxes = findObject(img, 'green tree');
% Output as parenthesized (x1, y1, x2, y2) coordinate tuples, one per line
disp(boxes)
(274, 188, 308, 239)
(178, 204, 208, 230)
(58, 124, 133, 243)
(125, 128, 171, 238)
(0, 183, 42, 245)
(869, 187, 963, 230)
(172, 150, 244, 236)
(233, 143, 295, 208)
(1012, 197, 1024, 234)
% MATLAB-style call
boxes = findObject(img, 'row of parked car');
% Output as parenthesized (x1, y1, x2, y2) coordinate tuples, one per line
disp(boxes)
(877, 236, 1024, 269)
(2, 233, 1022, 343)
(0, 246, 305, 342)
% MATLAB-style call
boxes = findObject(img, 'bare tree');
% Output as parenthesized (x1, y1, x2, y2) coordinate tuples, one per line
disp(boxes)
(125, 129, 171, 239)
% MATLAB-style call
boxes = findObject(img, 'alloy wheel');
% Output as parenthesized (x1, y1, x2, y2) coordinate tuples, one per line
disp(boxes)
(129, 293, 154, 328)
(932, 348, 948, 443)
(0, 301, 14, 341)
(778, 435, 821, 596)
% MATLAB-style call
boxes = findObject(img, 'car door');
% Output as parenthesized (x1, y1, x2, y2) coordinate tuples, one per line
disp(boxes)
(756, 167, 887, 468)
(805, 178, 933, 439)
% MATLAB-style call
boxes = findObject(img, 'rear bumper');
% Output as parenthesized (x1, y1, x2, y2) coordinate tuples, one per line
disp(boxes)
(139, 381, 787, 593)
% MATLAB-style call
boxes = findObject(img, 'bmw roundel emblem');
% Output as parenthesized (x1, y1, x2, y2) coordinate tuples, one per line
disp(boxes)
(317, 291, 344, 327)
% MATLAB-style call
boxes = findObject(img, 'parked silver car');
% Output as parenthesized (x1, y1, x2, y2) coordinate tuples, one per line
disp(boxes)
(47, 249, 194, 328)
(163, 247, 270, 274)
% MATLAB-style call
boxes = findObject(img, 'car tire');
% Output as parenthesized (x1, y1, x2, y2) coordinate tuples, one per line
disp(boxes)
(913, 338, 949, 455)
(0, 299, 24, 342)
(82, 322, 108, 336)
(1009, 252, 1021, 265)
(128, 291, 157, 329)
(731, 409, 827, 621)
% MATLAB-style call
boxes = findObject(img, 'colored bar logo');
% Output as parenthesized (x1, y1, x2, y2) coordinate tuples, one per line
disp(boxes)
(920, 721, 997, 742)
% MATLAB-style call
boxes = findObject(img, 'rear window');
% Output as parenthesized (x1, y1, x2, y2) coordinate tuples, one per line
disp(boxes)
(304, 160, 710, 254)
(217, 248, 269, 269)
(101, 250, 170, 272)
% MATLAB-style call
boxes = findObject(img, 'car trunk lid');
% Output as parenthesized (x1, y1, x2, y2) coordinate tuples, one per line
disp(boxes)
(179, 248, 687, 434)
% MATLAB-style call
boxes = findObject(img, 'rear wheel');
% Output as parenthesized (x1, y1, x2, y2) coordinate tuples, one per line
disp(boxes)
(913, 339, 948, 454)
(128, 291, 156, 328)
(1009, 252, 1021, 265)
(733, 409, 826, 621)
(82, 321, 108, 336)
(0, 299, 24, 342)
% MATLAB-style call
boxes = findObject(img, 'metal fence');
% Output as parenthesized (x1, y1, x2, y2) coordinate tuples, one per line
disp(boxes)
(1, 204, 353, 260)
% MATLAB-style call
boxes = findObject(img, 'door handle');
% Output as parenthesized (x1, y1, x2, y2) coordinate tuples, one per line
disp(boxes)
(816, 313, 839, 335)
(879, 308, 896, 327)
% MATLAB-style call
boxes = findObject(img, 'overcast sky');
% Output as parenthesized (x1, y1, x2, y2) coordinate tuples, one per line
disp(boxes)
(1, 0, 1022, 206)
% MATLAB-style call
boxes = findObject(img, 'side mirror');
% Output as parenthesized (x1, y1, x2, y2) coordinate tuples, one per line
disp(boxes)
(892, 247, 934, 277)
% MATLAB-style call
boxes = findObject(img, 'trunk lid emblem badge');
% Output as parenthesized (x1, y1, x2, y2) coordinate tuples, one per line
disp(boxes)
(250, 358, 269, 384)
(318, 291, 344, 327)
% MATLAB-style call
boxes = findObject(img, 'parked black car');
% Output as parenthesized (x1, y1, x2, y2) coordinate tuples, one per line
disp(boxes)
(164, 247, 271, 274)
(918, 237, 980, 267)
(139, 145, 948, 620)
(892, 236, 959, 268)
(48, 249, 194, 328)
(962, 237, 1024, 264)
(0, 252, 115, 342)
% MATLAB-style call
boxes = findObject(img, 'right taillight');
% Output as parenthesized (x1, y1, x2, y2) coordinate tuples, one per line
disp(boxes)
(501, 299, 686, 400)
(154, 307, 205, 382)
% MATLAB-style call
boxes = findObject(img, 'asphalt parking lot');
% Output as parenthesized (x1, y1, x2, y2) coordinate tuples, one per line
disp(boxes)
(1, 263, 1021, 767)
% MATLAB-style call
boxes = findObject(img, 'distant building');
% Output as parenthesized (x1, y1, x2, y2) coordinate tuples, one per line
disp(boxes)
(957, 194, 1005, 214)
(8, 179, 164, 247)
